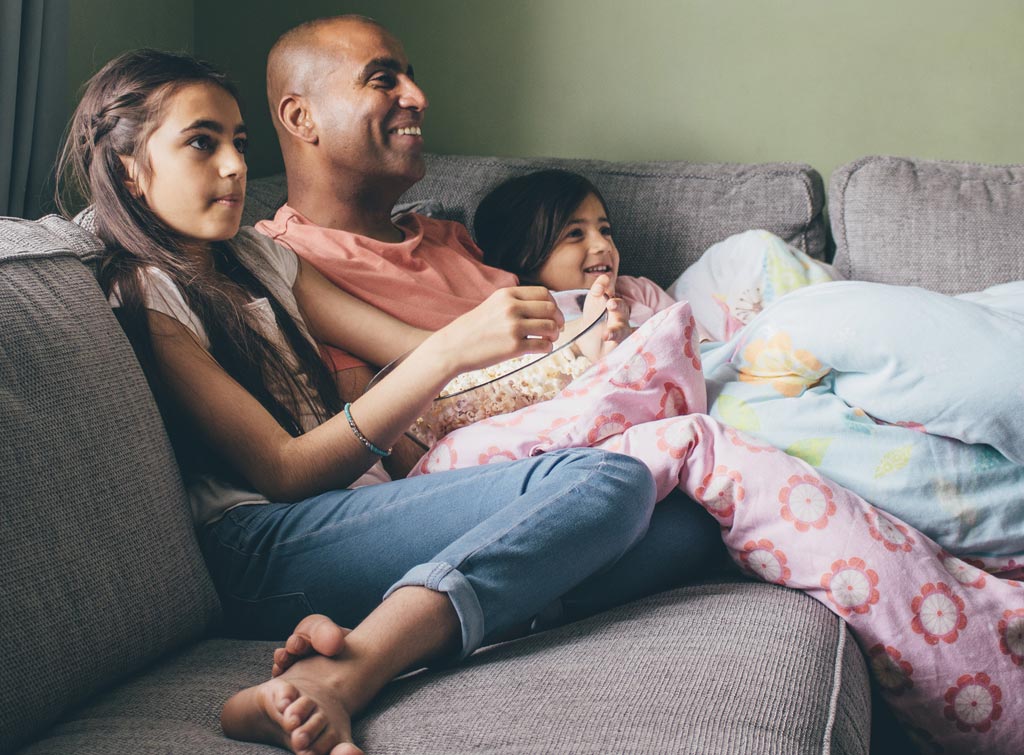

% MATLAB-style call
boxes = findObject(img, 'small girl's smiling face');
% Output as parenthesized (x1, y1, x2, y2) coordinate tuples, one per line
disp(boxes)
(125, 80, 248, 251)
(535, 193, 620, 292)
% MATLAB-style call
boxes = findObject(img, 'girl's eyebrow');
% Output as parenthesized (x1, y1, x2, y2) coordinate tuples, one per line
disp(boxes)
(180, 119, 248, 135)
(566, 216, 610, 224)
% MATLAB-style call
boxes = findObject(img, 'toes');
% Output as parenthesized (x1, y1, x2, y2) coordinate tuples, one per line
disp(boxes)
(285, 633, 313, 656)
(282, 694, 318, 730)
(309, 617, 350, 656)
(270, 680, 301, 716)
(291, 710, 327, 752)
(329, 743, 365, 755)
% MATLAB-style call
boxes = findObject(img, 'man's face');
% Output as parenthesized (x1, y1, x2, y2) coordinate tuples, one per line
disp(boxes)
(312, 22, 428, 187)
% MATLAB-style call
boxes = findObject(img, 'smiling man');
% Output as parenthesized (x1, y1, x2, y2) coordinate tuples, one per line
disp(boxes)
(257, 15, 518, 384)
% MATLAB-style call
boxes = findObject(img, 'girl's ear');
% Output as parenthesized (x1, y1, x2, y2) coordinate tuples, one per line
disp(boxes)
(119, 155, 143, 199)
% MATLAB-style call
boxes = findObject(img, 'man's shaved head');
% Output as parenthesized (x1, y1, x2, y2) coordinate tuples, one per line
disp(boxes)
(266, 13, 427, 222)
(266, 15, 389, 129)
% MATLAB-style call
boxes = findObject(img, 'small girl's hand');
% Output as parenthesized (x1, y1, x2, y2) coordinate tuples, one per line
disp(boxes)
(602, 297, 633, 351)
(578, 275, 633, 361)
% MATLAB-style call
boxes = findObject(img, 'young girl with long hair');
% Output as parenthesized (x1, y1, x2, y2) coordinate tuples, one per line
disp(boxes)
(57, 49, 660, 755)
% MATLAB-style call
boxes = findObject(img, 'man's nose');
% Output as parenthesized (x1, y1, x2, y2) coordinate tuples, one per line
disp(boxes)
(398, 77, 429, 111)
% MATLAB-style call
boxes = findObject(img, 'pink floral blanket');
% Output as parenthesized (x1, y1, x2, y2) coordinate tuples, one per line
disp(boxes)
(411, 301, 1024, 753)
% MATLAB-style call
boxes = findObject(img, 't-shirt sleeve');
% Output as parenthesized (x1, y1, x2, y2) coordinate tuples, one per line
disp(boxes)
(110, 267, 210, 347)
(619, 276, 677, 313)
(237, 227, 299, 287)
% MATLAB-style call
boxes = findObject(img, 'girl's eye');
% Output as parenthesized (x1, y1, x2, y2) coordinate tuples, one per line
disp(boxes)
(601, 225, 613, 237)
(565, 228, 584, 240)
(187, 134, 214, 151)
(234, 137, 248, 154)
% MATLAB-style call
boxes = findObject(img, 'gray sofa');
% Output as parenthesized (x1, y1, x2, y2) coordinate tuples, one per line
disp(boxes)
(3, 153, 1020, 754)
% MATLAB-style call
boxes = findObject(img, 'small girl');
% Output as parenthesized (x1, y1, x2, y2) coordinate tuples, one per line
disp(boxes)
(474, 169, 839, 345)
(57, 49, 658, 755)
(474, 169, 676, 348)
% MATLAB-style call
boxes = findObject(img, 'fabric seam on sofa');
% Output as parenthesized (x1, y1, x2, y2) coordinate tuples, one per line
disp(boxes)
(821, 617, 848, 755)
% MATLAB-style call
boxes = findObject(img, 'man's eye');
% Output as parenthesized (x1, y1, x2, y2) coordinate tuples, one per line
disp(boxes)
(372, 73, 397, 88)
(187, 135, 213, 151)
(234, 137, 248, 154)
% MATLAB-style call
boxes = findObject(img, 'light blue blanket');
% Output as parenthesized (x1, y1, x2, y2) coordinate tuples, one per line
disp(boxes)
(701, 280, 1024, 559)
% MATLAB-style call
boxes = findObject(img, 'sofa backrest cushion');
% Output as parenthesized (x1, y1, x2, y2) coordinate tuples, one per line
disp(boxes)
(244, 154, 827, 290)
(830, 156, 1024, 294)
(0, 216, 221, 752)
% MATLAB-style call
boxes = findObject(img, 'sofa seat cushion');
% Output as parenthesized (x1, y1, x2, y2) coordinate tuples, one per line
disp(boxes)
(18, 580, 869, 755)
(829, 155, 1024, 294)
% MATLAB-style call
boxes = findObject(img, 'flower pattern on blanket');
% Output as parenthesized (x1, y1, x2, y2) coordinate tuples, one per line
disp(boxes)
(411, 293, 1024, 752)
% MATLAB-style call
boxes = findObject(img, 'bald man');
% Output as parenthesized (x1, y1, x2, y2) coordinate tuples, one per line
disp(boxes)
(257, 16, 517, 389)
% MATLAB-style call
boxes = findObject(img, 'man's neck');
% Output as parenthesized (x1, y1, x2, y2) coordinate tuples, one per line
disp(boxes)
(286, 166, 410, 243)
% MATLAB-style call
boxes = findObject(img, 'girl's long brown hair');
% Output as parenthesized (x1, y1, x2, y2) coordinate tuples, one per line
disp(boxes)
(56, 49, 341, 491)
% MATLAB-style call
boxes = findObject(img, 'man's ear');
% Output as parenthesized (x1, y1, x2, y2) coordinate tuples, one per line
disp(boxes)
(119, 154, 143, 199)
(279, 95, 318, 144)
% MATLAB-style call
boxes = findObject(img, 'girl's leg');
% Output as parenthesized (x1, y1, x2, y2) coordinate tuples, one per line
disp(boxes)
(617, 413, 1023, 754)
(203, 448, 656, 654)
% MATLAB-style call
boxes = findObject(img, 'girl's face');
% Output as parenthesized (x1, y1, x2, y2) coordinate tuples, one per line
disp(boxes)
(128, 81, 247, 250)
(535, 193, 620, 292)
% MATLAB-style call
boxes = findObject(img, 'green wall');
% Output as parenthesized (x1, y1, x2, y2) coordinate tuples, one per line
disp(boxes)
(68, 0, 194, 106)
(71, 1, 1024, 185)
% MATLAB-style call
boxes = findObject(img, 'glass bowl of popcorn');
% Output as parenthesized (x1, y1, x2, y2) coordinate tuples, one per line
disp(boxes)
(368, 304, 606, 450)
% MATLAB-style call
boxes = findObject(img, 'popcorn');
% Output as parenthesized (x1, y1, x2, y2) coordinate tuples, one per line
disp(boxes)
(409, 349, 593, 448)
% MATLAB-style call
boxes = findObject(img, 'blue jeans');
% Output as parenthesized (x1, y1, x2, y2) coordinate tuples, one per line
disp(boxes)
(200, 448, 662, 656)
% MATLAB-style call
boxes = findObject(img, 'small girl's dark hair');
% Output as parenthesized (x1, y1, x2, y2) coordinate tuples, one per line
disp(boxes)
(56, 49, 341, 484)
(473, 169, 610, 283)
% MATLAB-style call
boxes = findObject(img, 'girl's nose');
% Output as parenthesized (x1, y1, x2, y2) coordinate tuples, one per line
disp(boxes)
(220, 148, 247, 179)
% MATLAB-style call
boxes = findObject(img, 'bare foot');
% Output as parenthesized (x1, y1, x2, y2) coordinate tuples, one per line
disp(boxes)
(273, 614, 352, 677)
(223, 657, 364, 755)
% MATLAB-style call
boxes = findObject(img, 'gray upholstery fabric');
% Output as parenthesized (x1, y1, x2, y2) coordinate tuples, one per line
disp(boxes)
(830, 155, 1024, 294)
(0, 215, 221, 753)
(19, 582, 869, 755)
(244, 154, 827, 289)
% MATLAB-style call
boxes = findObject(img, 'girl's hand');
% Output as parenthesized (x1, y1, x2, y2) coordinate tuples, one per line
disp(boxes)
(578, 274, 633, 361)
(424, 286, 565, 374)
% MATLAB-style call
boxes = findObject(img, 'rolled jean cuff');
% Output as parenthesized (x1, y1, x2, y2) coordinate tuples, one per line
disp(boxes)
(383, 561, 484, 660)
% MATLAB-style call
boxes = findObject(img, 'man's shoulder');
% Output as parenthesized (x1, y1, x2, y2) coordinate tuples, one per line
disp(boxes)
(410, 214, 480, 256)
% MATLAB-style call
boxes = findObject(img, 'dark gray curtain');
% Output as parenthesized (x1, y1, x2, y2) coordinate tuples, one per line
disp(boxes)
(1, 0, 69, 219)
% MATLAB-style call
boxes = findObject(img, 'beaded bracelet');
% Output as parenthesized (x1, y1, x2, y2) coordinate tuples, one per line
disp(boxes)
(343, 403, 392, 458)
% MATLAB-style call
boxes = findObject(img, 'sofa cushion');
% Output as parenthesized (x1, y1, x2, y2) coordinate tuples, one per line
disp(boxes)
(0, 216, 221, 753)
(18, 581, 869, 755)
(829, 156, 1024, 294)
(244, 154, 827, 290)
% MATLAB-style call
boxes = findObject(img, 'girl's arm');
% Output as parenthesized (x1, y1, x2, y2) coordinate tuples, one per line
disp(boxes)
(292, 258, 430, 367)
(146, 286, 563, 502)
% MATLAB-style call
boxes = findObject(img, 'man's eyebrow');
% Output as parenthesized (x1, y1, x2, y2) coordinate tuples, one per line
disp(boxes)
(180, 119, 248, 135)
(359, 57, 414, 79)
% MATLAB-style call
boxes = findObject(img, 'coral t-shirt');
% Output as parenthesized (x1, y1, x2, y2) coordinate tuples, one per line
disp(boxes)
(256, 205, 518, 371)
